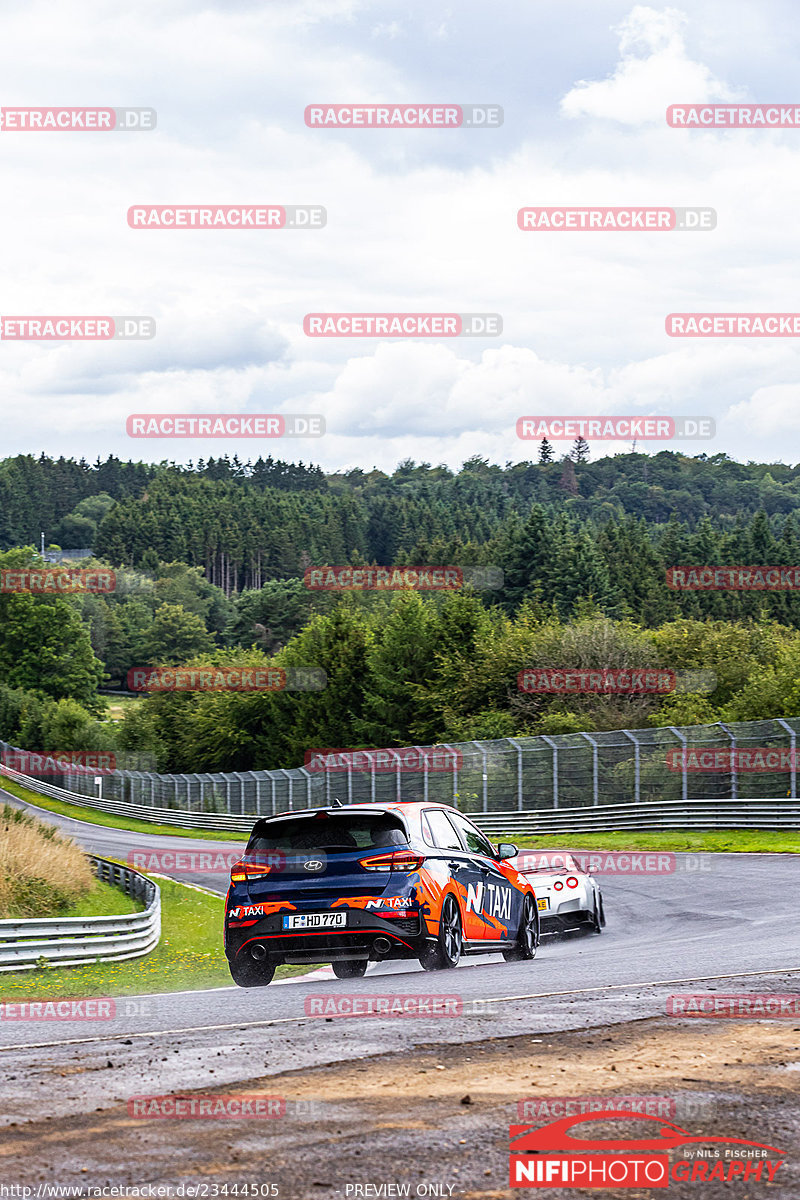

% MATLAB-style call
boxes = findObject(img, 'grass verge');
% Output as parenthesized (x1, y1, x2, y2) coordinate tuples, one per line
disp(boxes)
(0, 875, 309, 1000)
(66, 879, 143, 917)
(509, 829, 800, 853)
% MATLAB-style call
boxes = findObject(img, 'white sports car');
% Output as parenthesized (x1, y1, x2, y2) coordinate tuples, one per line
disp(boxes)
(511, 850, 605, 935)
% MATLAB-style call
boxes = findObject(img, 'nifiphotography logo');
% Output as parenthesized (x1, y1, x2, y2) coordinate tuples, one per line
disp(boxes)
(508, 1112, 785, 1188)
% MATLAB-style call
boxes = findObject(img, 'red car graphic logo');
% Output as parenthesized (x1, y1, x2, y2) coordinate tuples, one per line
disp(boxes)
(510, 1112, 785, 1155)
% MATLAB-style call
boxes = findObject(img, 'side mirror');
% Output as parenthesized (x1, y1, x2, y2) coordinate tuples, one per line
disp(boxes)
(497, 842, 518, 861)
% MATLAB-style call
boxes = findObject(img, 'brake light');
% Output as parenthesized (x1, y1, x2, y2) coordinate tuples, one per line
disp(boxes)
(230, 857, 281, 884)
(566, 876, 579, 889)
(553, 880, 563, 891)
(359, 850, 425, 872)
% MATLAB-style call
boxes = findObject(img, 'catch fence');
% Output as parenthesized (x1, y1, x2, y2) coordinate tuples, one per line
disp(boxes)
(1, 717, 799, 831)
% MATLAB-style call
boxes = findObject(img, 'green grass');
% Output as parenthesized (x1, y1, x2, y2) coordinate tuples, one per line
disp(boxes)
(0, 875, 309, 1000)
(509, 829, 800, 853)
(0, 775, 248, 843)
(102, 696, 141, 722)
(67, 878, 144, 917)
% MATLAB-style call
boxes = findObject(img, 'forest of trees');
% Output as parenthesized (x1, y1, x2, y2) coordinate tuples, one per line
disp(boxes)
(3, 448, 800, 772)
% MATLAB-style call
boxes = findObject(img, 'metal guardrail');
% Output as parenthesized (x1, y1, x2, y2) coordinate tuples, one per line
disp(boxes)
(1, 715, 800, 833)
(0, 857, 161, 972)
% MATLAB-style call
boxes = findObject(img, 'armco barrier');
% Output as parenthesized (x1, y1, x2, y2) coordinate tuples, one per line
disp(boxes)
(1, 716, 800, 831)
(0, 857, 161, 972)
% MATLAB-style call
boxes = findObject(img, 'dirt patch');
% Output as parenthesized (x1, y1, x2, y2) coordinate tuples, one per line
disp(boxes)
(2, 1017, 799, 1198)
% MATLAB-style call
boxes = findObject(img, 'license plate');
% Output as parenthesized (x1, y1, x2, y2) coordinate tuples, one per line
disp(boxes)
(537, 897, 549, 910)
(282, 911, 347, 930)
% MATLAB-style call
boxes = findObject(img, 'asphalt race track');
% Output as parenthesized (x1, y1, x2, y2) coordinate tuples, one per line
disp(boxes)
(1, 787, 799, 1127)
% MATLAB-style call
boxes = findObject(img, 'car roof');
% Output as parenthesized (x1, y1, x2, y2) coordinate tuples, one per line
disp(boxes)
(252, 801, 460, 822)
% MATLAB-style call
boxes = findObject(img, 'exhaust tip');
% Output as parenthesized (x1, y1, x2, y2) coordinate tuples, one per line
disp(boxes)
(373, 936, 392, 956)
(250, 943, 267, 961)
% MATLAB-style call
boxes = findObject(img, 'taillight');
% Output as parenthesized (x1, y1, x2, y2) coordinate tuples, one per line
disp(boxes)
(230, 858, 280, 883)
(553, 880, 563, 891)
(359, 850, 425, 872)
(566, 876, 579, 889)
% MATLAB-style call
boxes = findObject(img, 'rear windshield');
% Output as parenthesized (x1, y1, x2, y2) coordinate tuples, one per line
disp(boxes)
(248, 812, 409, 854)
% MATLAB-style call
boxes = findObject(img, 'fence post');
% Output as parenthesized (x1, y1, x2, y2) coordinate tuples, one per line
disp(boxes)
(442, 744, 459, 808)
(622, 730, 640, 803)
(775, 719, 797, 799)
(390, 750, 402, 802)
(472, 742, 488, 812)
(508, 738, 523, 810)
(579, 733, 599, 805)
(540, 736, 558, 809)
(718, 722, 737, 800)
(668, 726, 688, 804)
(298, 767, 312, 809)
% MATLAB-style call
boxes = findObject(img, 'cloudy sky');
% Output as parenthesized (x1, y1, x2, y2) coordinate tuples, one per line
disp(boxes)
(2, 0, 800, 472)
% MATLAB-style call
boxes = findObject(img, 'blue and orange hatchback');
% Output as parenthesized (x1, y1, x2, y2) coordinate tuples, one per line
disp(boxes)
(225, 802, 539, 986)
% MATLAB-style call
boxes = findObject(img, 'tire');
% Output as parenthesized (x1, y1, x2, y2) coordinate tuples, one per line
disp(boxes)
(503, 894, 538, 962)
(229, 953, 276, 988)
(594, 894, 606, 932)
(419, 895, 462, 971)
(332, 959, 369, 979)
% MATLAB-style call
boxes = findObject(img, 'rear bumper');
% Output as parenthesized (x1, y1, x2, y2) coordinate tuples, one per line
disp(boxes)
(226, 910, 430, 964)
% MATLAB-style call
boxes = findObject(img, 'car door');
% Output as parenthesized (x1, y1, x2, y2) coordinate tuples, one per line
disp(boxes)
(445, 811, 518, 943)
(421, 807, 488, 942)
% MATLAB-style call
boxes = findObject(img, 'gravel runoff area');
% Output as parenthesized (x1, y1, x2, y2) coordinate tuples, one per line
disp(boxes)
(0, 1014, 798, 1200)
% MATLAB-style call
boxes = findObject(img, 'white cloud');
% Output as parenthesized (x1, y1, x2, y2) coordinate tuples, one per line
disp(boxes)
(561, 6, 740, 125)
